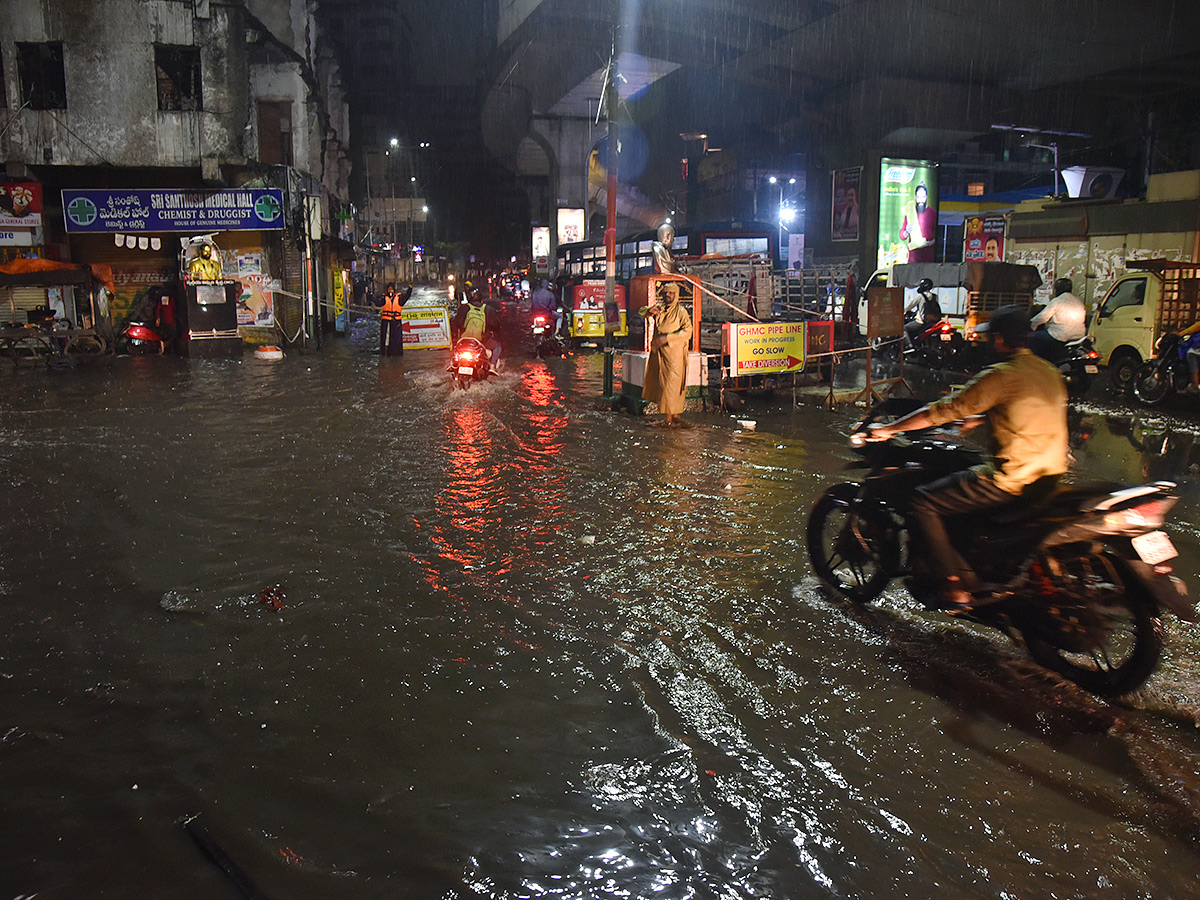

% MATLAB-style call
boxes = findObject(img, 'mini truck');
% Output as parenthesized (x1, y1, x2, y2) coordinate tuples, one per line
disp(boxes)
(1090, 259, 1200, 389)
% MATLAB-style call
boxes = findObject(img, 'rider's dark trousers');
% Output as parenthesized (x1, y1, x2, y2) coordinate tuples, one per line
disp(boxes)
(911, 471, 1015, 588)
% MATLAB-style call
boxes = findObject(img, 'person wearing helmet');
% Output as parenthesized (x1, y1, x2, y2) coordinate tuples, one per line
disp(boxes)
(903, 277, 941, 347)
(652, 222, 676, 274)
(531, 278, 562, 335)
(1029, 277, 1087, 362)
(456, 288, 502, 370)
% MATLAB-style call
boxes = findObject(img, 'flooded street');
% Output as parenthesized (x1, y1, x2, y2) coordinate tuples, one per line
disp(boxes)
(3, 302, 1200, 899)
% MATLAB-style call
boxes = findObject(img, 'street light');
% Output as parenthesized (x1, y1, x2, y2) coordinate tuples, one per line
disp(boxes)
(769, 176, 796, 264)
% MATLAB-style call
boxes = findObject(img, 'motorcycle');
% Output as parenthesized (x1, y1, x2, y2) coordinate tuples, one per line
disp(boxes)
(806, 399, 1195, 697)
(447, 336, 494, 390)
(905, 313, 963, 368)
(119, 320, 166, 355)
(531, 309, 564, 358)
(1131, 331, 1190, 406)
(1044, 335, 1101, 398)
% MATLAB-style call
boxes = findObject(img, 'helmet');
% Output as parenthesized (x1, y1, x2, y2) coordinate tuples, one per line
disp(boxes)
(656, 222, 675, 245)
(917, 278, 933, 292)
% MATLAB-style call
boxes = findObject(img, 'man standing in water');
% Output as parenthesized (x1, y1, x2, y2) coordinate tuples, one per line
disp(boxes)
(642, 280, 691, 427)
(379, 283, 411, 356)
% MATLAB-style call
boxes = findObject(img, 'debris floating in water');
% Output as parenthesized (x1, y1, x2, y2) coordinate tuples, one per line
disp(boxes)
(259, 584, 287, 610)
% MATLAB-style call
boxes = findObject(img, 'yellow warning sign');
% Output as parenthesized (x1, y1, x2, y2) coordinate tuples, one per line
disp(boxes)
(726, 321, 807, 374)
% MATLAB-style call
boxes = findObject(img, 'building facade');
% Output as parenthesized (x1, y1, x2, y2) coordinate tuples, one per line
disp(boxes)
(0, 0, 352, 341)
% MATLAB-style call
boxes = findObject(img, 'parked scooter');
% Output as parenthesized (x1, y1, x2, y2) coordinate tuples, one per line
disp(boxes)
(118, 320, 166, 355)
(806, 398, 1195, 698)
(1132, 331, 1192, 405)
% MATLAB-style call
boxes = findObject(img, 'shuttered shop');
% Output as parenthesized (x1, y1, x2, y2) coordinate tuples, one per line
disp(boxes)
(71, 234, 177, 321)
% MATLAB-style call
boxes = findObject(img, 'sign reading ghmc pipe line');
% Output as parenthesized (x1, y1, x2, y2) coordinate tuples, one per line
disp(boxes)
(61, 189, 286, 233)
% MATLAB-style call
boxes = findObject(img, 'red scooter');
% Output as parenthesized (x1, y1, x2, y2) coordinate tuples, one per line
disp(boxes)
(119, 320, 166, 355)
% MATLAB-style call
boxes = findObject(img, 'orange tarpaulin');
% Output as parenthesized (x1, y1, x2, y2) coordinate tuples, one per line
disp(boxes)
(0, 258, 115, 294)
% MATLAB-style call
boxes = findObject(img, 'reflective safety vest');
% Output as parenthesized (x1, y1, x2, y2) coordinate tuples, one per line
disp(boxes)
(462, 303, 487, 340)
(381, 294, 402, 321)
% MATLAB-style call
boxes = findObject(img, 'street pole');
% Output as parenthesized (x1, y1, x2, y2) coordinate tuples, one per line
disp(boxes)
(604, 45, 617, 324)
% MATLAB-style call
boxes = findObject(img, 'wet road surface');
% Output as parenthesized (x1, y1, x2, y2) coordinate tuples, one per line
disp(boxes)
(2, 296, 1200, 898)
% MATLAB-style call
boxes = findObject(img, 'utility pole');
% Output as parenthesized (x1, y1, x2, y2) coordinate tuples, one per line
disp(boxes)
(603, 43, 617, 322)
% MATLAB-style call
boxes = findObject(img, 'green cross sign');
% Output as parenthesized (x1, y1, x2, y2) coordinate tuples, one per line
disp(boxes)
(67, 197, 98, 227)
(254, 195, 281, 222)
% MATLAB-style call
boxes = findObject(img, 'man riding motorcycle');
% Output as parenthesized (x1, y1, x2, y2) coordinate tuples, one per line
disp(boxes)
(865, 305, 1069, 609)
(455, 288, 502, 370)
(1029, 277, 1088, 362)
(530, 279, 562, 336)
(903, 278, 941, 348)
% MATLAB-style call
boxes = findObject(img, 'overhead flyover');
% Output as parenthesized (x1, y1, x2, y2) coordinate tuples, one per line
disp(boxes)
(482, 0, 1200, 254)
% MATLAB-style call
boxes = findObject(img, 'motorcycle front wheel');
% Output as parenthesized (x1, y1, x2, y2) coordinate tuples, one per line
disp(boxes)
(1022, 570, 1162, 698)
(806, 483, 901, 603)
(1131, 361, 1174, 405)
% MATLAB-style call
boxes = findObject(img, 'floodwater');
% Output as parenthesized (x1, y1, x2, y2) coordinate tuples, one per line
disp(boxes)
(3, 296, 1200, 899)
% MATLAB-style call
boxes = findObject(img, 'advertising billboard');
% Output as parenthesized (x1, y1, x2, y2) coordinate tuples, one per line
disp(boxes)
(557, 208, 585, 246)
(877, 159, 938, 268)
(531, 226, 550, 268)
(963, 215, 1005, 262)
(831, 167, 861, 242)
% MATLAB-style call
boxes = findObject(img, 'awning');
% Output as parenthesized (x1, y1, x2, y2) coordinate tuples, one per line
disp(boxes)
(0, 258, 116, 294)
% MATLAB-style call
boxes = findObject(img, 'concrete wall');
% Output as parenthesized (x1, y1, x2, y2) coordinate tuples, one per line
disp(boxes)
(0, 0, 247, 169)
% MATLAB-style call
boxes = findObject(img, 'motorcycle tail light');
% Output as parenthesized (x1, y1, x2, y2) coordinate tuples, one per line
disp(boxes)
(1086, 349, 1100, 359)
(1102, 498, 1174, 529)
(534, 316, 546, 325)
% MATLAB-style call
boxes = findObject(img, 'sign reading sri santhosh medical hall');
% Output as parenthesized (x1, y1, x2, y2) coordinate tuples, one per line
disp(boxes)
(61, 189, 285, 233)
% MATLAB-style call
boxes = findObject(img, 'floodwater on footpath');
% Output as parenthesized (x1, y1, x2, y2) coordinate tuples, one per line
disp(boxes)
(3, 306, 1200, 899)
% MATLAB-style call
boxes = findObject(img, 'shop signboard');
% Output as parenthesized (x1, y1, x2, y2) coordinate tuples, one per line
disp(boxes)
(725, 321, 807, 375)
(877, 158, 938, 268)
(61, 188, 285, 233)
(0, 183, 43, 228)
(0, 229, 35, 246)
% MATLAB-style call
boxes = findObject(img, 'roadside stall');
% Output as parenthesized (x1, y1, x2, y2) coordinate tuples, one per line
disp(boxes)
(0, 258, 115, 364)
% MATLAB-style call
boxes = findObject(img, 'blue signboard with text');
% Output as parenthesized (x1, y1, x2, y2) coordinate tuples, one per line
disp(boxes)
(61, 188, 285, 233)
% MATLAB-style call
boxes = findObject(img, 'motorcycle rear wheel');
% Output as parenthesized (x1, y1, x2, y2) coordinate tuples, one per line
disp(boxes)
(454, 373, 470, 391)
(1023, 575, 1162, 698)
(1131, 361, 1174, 406)
(806, 483, 901, 603)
